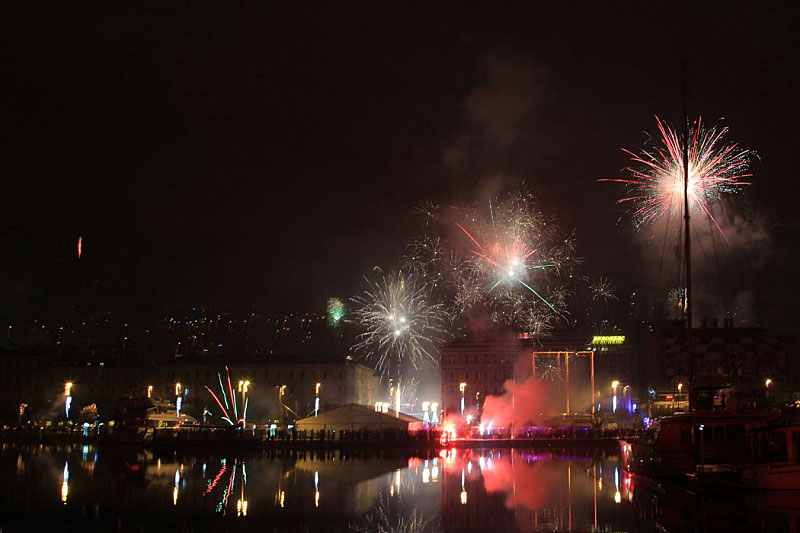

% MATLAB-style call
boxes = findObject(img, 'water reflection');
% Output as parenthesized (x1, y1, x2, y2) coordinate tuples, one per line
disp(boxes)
(0, 443, 797, 531)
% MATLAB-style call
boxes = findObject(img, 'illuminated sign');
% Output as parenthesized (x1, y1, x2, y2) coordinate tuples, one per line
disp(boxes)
(591, 335, 625, 345)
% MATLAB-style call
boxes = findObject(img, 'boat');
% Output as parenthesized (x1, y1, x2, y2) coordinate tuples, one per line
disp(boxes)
(738, 423, 800, 490)
(620, 383, 786, 479)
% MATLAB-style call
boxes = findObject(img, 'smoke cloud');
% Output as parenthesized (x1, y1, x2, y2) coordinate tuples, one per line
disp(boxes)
(480, 375, 552, 428)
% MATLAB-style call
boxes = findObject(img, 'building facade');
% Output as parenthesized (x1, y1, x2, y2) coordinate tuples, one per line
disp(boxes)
(0, 351, 381, 426)
(440, 329, 633, 416)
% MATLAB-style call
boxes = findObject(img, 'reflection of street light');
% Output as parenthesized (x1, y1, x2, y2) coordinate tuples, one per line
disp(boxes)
(238, 380, 251, 425)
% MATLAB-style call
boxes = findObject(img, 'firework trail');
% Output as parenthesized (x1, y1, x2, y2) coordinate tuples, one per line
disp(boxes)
(204, 366, 238, 425)
(600, 115, 752, 238)
(351, 270, 450, 377)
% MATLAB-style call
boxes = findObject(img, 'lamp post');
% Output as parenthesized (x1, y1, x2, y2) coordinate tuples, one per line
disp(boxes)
(64, 382, 73, 419)
(238, 380, 251, 425)
(278, 385, 287, 427)
(175, 382, 182, 418)
(315, 382, 321, 417)
(611, 381, 619, 413)
(677, 382, 683, 410)
(765, 378, 773, 396)
(459, 382, 467, 415)
(147, 385, 153, 398)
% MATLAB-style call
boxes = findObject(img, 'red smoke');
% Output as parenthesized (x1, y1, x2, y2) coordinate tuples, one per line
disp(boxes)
(481, 450, 560, 511)
(480, 375, 551, 428)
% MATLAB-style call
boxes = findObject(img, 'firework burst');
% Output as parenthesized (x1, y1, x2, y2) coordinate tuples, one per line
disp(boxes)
(601, 116, 752, 238)
(535, 360, 565, 383)
(351, 271, 450, 377)
(590, 276, 618, 302)
(327, 297, 346, 325)
(450, 189, 579, 332)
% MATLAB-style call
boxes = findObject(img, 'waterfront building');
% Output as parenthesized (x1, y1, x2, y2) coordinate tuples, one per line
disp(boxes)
(156, 354, 382, 425)
(440, 329, 633, 416)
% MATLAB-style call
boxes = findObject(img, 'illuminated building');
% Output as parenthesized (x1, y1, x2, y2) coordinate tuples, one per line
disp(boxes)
(440, 328, 632, 415)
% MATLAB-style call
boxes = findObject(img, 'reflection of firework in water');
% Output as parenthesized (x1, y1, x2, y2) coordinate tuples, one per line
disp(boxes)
(327, 297, 346, 325)
(351, 271, 450, 377)
(601, 116, 751, 237)
(350, 494, 434, 533)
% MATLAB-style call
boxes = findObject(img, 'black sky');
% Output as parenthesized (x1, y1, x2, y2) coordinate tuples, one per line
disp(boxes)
(5, 2, 799, 330)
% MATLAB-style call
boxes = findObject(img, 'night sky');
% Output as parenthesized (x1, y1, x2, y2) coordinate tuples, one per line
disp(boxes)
(5, 3, 799, 330)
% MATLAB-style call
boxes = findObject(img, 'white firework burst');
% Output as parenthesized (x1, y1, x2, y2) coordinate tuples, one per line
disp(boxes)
(351, 271, 450, 377)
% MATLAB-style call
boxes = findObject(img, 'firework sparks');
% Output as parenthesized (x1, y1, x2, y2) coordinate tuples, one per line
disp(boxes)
(398, 189, 578, 337)
(391, 377, 419, 414)
(601, 115, 751, 238)
(351, 271, 450, 377)
(349, 494, 434, 533)
(454, 190, 576, 320)
(590, 276, 618, 302)
(327, 297, 346, 325)
(535, 360, 565, 383)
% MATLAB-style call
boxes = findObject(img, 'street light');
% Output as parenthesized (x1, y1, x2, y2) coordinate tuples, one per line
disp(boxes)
(765, 378, 773, 396)
(278, 385, 287, 427)
(677, 383, 683, 409)
(611, 381, 619, 413)
(315, 382, 321, 417)
(238, 380, 251, 425)
(459, 382, 467, 415)
(64, 382, 73, 418)
(175, 383, 182, 418)
(147, 385, 153, 398)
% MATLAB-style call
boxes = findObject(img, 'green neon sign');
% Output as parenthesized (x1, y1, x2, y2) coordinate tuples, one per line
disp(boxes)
(591, 335, 625, 345)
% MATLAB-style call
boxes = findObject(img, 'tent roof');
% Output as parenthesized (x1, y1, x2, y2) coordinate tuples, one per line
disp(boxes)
(295, 403, 422, 429)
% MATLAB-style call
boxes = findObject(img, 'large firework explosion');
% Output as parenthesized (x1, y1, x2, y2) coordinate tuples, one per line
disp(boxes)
(350, 270, 450, 378)
(404, 188, 580, 336)
(600, 115, 752, 238)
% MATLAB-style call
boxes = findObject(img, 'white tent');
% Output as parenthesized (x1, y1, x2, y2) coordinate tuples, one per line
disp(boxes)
(295, 403, 422, 432)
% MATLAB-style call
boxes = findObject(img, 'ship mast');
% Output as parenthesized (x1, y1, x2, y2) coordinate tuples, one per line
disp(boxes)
(682, 63, 693, 410)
